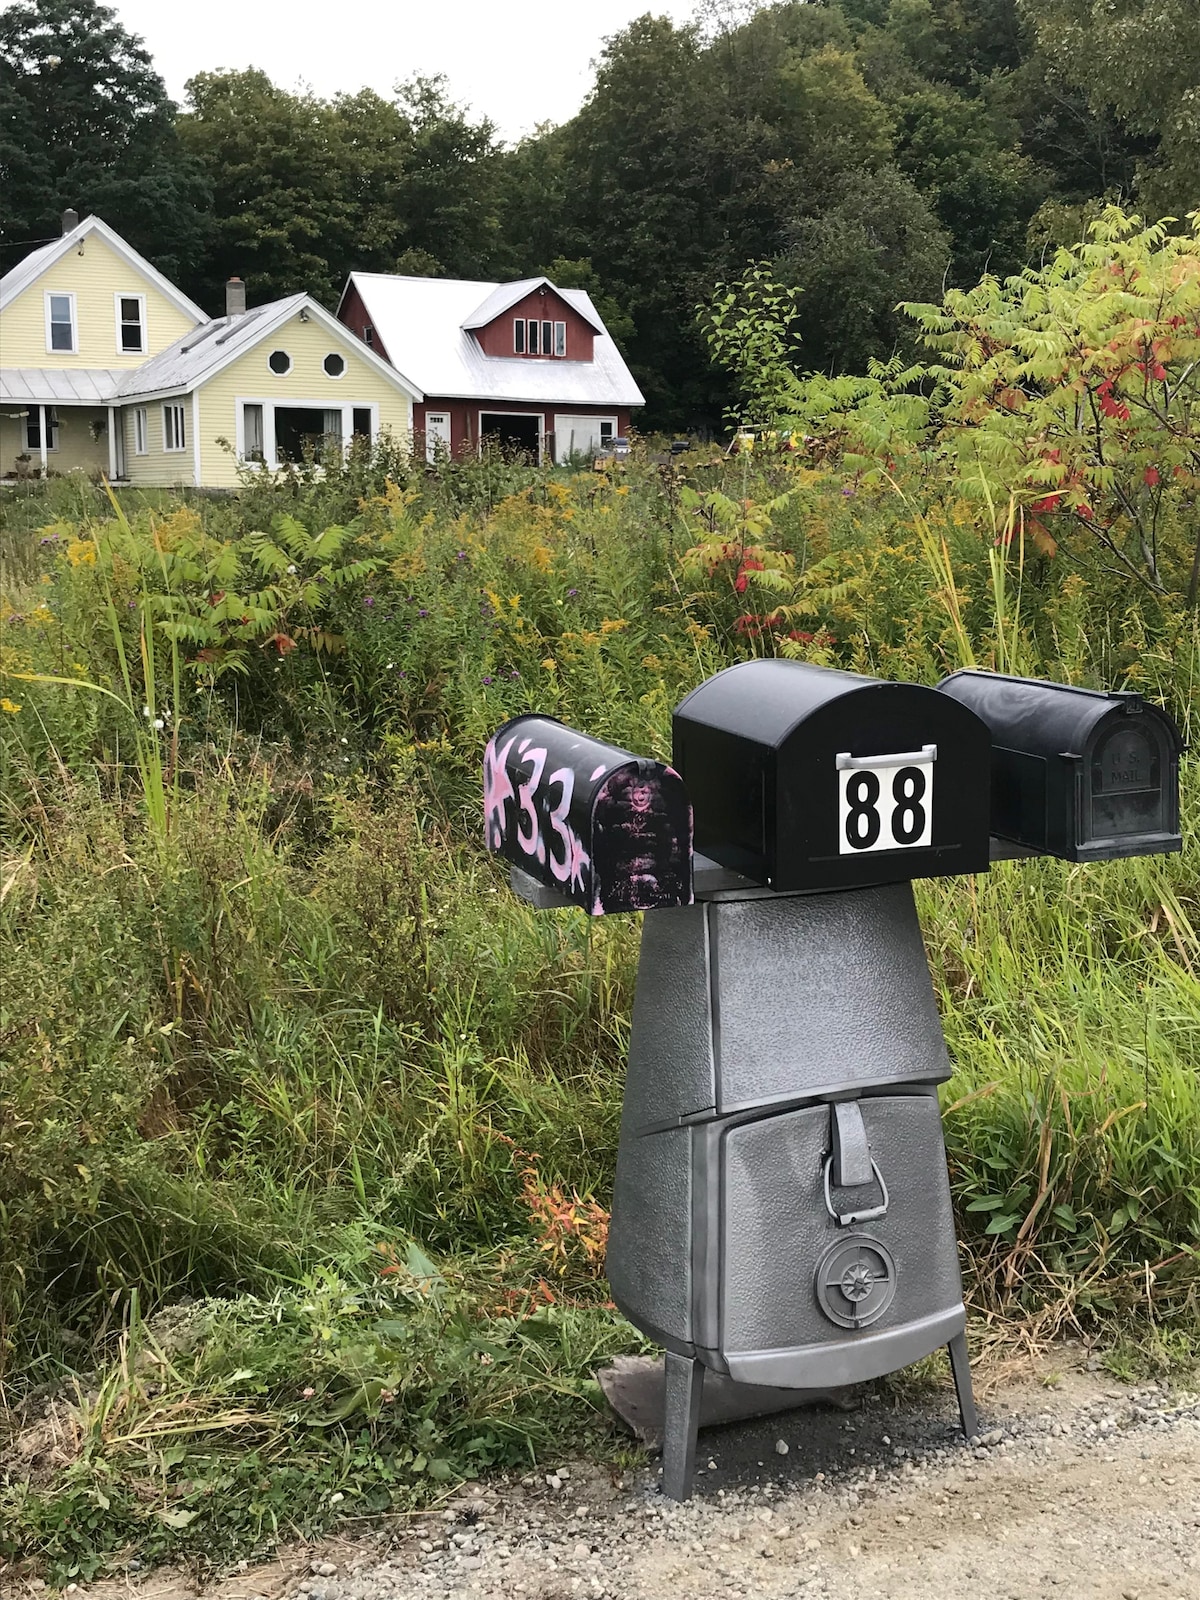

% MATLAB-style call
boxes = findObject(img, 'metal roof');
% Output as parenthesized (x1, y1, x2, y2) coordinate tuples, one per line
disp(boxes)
(0, 367, 127, 405)
(341, 274, 644, 408)
(0, 215, 207, 323)
(461, 277, 604, 333)
(113, 293, 423, 402)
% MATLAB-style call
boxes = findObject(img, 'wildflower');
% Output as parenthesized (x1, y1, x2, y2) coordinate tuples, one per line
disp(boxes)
(566, 588, 578, 597)
(482, 675, 494, 685)
(287, 564, 297, 574)
(0, 698, 21, 714)
(340, 737, 349, 744)
(363, 595, 375, 607)
(398, 670, 407, 678)
(542, 657, 557, 671)
(302, 1387, 316, 1399)
(456, 550, 468, 561)
(386, 661, 395, 669)
(153, 717, 164, 730)
(142, 705, 151, 718)
(418, 608, 429, 618)
(599, 618, 628, 634)
(509, 669, 520, 679)
(841, 486, 855, 498)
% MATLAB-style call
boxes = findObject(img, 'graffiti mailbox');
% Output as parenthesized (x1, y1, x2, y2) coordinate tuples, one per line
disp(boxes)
(484, 714, 693, 914)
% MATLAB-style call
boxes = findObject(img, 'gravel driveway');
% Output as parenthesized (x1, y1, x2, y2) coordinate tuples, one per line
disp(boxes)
(62, 1351, 1200, 1600)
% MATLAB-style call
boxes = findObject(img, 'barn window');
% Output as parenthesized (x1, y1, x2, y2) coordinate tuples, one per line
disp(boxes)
(554, 321, 566, 357)
(527, 319, 539, 355)
(514, 318, 525, 354)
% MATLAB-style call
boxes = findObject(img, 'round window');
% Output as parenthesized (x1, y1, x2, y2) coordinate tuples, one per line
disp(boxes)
(268, 350, 291, 375)
(323, 352, 346, 378)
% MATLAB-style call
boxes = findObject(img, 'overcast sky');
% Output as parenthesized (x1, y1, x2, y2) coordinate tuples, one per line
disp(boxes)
(111, 0, 698, 142)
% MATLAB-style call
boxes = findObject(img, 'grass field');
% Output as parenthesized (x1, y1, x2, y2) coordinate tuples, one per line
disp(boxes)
(1, 448, 1196, 1582)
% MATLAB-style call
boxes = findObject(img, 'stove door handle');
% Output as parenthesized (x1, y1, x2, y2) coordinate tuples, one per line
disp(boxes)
(823, 1155, 890, 1227)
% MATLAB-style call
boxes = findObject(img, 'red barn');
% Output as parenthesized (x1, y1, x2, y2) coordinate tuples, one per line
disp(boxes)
(336, 273, 643, 463)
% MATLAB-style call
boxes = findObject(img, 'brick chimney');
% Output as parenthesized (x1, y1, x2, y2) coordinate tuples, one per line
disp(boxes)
(225, 276, 247, 318)
(61, 208, 79, 234)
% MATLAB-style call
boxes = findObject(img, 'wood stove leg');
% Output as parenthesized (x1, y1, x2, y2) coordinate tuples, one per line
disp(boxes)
(947, 1331, 977, 1439)
(662, 1351, 704, 1501)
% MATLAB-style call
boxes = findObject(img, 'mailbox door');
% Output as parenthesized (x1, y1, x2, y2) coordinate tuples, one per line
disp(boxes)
(1084, 711, 1177, 853)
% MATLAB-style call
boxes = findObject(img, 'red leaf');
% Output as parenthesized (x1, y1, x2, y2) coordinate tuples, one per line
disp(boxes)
(1144, 466, 1160, 487)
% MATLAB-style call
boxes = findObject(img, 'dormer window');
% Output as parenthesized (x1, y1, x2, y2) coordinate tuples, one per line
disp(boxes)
(513, 317, 567, 358)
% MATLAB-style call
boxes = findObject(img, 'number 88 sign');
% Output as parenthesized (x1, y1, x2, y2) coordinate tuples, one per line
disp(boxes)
(836, 745, 936, 855)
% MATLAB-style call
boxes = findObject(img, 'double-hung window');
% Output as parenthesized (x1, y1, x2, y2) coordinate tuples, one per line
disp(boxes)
(513, 318, 525, 354)
(133, 408, 148, 455)
(117, 294, 146, 353)
(163, 403, 186, 453)
(25, 407, 59, 450)
(554, 321, 566, 356)
(46, 293, 76, 353)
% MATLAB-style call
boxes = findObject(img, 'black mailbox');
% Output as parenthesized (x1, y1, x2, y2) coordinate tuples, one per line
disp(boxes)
(673, 660, 992, 892)
(484, 715, 693, 913)
(937, 670, 1183, 862)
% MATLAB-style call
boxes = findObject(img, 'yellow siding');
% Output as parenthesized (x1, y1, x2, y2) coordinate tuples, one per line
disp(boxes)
(0, 234, 199, 368)
(117, 404, 192, 489)
(0, 405, 110, 477)
(195, 311, 413, 488)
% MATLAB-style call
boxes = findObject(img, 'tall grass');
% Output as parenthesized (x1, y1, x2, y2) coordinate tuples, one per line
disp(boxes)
(0, 453, 1196, 1579)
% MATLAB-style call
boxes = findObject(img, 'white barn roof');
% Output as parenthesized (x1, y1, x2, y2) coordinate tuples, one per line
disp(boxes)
(341, 274, 644, 408)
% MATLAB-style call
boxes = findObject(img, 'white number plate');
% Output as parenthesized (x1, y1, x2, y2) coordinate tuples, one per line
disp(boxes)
(837, 746, 936, 855)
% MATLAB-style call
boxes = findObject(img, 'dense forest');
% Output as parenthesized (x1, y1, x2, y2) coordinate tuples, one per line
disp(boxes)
(1, 0, 1197, 426)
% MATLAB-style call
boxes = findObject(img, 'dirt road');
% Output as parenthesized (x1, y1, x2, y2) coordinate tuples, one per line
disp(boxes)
(49, 1351, 1200, 1600)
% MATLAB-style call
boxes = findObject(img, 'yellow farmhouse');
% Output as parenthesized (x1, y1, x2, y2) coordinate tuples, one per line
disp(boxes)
(1, 212, 422, 487)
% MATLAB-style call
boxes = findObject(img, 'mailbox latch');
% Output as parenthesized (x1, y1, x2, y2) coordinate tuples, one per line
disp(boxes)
(823, 1100, 890, 1226)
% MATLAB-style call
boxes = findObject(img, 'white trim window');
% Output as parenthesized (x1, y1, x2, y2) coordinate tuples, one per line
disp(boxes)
(133, 407, 148, 455)
(514, 317, 568, 357)
(242, 402, 265, 462)
(116, 293, 147, 354)
(25, 407, 59, 451)
(45, 292, 76, 353)
(162, 402, 187, 452)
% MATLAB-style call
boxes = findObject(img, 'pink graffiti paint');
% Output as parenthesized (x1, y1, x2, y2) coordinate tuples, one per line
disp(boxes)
(483, 734, 517, 851)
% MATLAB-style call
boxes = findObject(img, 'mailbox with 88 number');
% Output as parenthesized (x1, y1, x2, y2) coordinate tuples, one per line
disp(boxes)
(673, 660, 992, 893)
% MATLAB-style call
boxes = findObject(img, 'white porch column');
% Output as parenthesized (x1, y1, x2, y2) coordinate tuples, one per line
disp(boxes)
(190, 391, 202, 487)
(341, 405, 353, 458)
(38, 405, 48, 476)
(107, 405, 118, 481)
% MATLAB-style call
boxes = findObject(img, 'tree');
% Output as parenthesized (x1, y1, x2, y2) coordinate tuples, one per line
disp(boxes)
(178, 71, 362, 309)
(780, 166, 951, 371)
(0, 0, 206, 280)
(1019, 0, 1200, 215)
